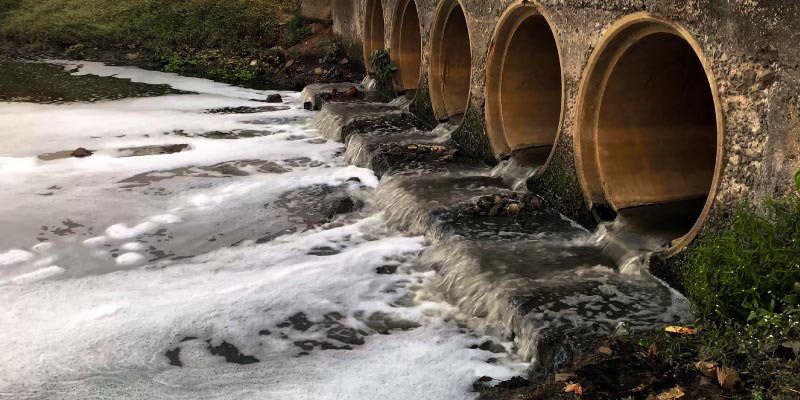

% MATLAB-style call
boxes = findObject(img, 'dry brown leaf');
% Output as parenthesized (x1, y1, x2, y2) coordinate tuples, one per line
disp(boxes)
(597, 346, 613, 356)
(695, 361, 718, 378)
(716, 366, 741, 391)
(665, 326, 695, 334)
(564, 383, 583, 396)
(648, 344, 658, 357)
(656, 386, 686, 399)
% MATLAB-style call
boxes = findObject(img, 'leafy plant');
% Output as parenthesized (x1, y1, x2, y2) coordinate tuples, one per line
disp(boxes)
(369, 49, 396, 82)
(795, 169, 799, 192)
(684, 196, 800, 323)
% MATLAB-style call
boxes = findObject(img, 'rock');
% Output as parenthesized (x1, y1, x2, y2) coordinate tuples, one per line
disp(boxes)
(249, 59, 258, 67)
(528, 195, 544, 211)
(757, 71, 777, 89)
(266, 94, 283, 103)
(339, 58, 349, 65)
(348, 86, 359, 98)
(126, 52, 140, 61)
(375, 265, 398, 274)
(506, 202, 521, 216)
(488, 204, 503, 217)
(164, 144, 189, 154)
(345, 177, 361, 183)
(326, 196, 362, 220)
(314, 67, 324, 76)
(71, 147, 93, 158)
(477, 341, 506, 354)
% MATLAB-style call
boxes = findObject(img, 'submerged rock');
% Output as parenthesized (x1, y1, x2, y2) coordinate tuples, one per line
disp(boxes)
(266, 94, 283, 103)
(70, 147, 93, 158)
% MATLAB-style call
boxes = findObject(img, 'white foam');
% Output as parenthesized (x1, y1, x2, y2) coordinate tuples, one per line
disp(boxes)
(9, 266, 65, 284)
(115, 252, 145, 266)
(83, 237, 109, 247)
(121, 242, 145, 252)
(149, 214, 182, 224)
(0, 249, 34, 267)
(0, 61, 527, 398)
(105, 222, 159, 240)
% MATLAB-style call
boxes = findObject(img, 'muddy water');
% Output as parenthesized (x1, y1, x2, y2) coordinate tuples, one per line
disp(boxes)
(0, 61, 526, 399)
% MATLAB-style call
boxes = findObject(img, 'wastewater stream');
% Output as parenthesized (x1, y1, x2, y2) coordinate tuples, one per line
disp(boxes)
(0, 60, 686, 399)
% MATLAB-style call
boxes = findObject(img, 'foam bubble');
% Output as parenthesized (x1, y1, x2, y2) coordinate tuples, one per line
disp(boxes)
(0, 249, 34, 267)
(120, 242, 145, 252)
(115, 252, 145, 266)
(105, 222, 159, 240)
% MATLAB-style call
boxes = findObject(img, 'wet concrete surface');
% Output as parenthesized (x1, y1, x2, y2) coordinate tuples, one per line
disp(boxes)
(318, 92, 690, 376)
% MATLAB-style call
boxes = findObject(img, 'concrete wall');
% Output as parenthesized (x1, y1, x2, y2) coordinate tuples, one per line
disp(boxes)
(332, 0, 800, 251)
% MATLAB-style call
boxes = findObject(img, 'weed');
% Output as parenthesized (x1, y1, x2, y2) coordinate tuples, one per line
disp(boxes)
(369, 49, 397, 99)
(280, 14, 310, 48)
(684, 196, 800, 322)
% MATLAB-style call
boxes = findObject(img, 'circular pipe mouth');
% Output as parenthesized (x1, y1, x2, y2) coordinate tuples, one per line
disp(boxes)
(574, 14, 724, 255)
(363, 0, 386, 72)
(390, 0, 422, 92)
(485, 3, 564, 166)
(429, 0, 472, 122)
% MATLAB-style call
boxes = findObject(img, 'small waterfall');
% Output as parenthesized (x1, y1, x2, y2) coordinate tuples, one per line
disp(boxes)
(430, 121, 460, 143)
(491, 157, 539, 191)
(311, 105, 346, 141)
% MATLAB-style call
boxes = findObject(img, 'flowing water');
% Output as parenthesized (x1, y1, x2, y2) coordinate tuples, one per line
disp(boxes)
(0, 60, 528, 399)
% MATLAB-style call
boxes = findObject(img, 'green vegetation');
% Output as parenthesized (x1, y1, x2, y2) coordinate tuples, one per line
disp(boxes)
(369, 49, 397, 99)
(0, 0, 310, 82)
(674, 179, 800, 398)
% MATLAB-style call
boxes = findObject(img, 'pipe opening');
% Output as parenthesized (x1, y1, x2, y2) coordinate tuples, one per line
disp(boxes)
(576, 17, 721, 252)
(391, 0, 422, 92)
(485, 7, 563, 165)
(429, 0, 472, 121)
(363, 0, 386, 71)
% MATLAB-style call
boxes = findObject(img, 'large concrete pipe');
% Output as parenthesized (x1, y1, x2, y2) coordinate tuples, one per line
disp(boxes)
(575, 14, 723, 253)
(429, 0, 472, 122)
(485, 3, 564, 166)
(390, 0, 422, 92)
(363, 0, 386, 71)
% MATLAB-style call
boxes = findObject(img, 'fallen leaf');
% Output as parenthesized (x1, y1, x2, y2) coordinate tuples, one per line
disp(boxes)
(648, 344, 658, 357)
(665, 326, 696, 334)
(695, 361, 718, 378)
(656, 386, 686, 399)
(716, 366, 741, 391)
(597, 346, 613, 356)
(564, 383, 583, 396)
(782, 340, 800, 355)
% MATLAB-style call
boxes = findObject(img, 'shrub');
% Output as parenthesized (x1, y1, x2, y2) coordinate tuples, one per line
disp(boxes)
(684, 196, 800, 323)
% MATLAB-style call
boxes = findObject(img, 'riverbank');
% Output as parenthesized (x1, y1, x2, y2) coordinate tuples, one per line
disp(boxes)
(0, 0, 363, 89)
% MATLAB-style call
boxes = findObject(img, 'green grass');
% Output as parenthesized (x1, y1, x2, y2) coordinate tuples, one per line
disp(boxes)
(0, 0, 300, 51)
(685, 197, 800, 322)
(679, 189, 800, 398)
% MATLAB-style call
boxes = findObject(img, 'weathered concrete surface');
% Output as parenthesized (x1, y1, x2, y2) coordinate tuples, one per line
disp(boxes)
(332, 0, 800, 252)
